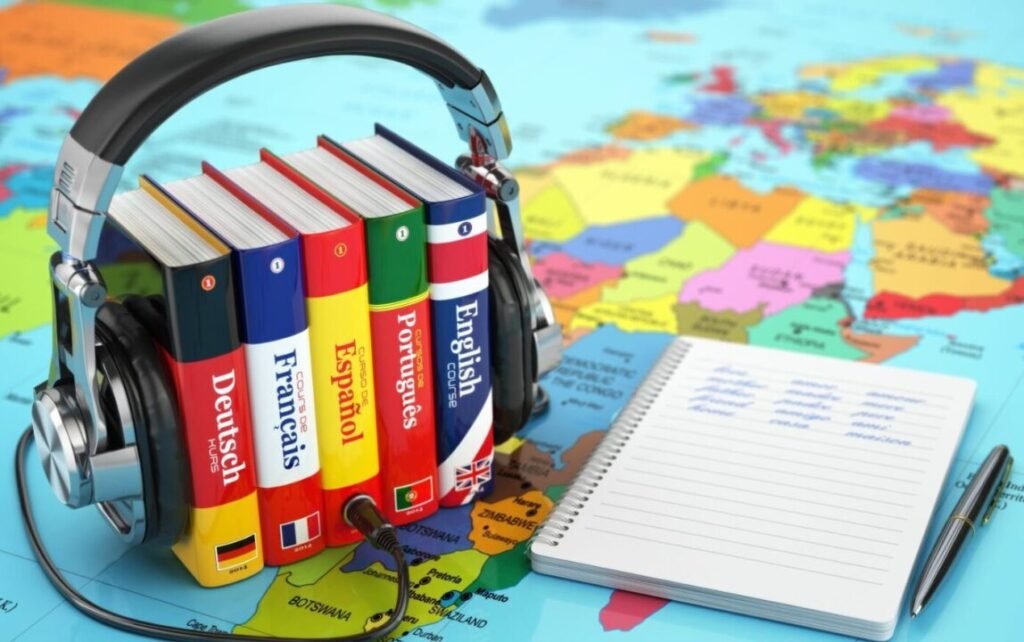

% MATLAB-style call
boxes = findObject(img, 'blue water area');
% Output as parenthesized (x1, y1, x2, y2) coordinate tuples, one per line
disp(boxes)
(909, 60, 976, 92)
(521, 325, 673, 467)
(0, 164, 51, 217)
(484, 0, 725, 27)
(884, 304, 1024, 459)
(559, 216, 684, 266)
(342, 503, 474, 573)
(688, 95, 757, 125)
(854, 157, 994, 194)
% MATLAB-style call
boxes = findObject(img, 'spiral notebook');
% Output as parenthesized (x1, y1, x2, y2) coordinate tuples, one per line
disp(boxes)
(530, 336, 975, 641)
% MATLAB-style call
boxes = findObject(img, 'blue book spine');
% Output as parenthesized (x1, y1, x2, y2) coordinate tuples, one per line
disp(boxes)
(157, 166, 326, 565)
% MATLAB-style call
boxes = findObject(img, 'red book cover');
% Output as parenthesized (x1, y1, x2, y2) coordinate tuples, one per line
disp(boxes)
(99, 177, 264, 586)
(301, 138, 438, 526)
(172, 165, 326, 565)
(250, 151, 386, 545)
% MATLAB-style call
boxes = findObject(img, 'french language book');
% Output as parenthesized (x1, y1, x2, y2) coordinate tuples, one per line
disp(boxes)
(159, 165, 325, 566)
(284, 137, 439, 526)
(226, 151, 383, 546)
(531, 336, 975, 641)
(342, 126, 493, 506)
(100, 179, 263, 587)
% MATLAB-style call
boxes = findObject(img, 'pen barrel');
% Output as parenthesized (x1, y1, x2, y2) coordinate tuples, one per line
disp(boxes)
(953, 445, 1011, 523)
(911, 517, 972, 611)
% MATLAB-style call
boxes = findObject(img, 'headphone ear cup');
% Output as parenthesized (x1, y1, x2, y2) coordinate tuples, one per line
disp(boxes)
(96, 299, 188, 545)
(487, 237, 535, 444)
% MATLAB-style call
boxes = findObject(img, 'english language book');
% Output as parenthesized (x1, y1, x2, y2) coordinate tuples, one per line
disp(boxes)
(343, 126, 493, 506)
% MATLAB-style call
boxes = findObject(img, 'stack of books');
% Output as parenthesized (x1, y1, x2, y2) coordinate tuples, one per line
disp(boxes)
(95, 126, 493, 587)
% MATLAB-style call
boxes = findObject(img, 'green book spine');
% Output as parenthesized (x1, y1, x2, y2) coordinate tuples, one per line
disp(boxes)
(363, 207, 429, 306)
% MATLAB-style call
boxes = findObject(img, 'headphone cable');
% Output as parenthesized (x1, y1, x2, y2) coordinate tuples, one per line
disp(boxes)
(15, 426, 410, 641)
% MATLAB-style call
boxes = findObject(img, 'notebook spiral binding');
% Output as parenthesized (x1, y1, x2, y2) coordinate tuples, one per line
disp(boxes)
(532, 339, 692, 548)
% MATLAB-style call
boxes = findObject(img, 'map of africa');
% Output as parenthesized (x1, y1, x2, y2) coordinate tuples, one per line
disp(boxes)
(1, 1, 1023, 640)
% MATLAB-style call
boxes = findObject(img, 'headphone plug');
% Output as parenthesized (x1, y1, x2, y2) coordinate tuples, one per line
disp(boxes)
(344, 494, 400, 555)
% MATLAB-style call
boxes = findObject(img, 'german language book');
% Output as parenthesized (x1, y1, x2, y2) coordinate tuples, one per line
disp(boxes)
(226, 151, 383, 545)
(100, 178, 263, 587)
(284, 137, 439, 526)
(159, 165, 325, 566)
(343, 126, 493, 506)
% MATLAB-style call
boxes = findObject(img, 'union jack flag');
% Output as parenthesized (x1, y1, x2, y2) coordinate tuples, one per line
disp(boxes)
(454, 456, 492, 493)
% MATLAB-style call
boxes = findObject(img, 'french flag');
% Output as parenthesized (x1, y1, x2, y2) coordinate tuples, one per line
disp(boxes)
(280, 512, 321, 549)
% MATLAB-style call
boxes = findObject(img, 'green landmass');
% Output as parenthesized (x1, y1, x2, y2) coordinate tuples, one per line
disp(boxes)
(691, 151, 728, 181)
(986, 188, 1024, 261)
(749, 297, 865, 360)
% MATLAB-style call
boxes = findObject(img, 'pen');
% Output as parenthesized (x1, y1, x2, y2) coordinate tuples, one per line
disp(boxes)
(909, 444, 1013, 618)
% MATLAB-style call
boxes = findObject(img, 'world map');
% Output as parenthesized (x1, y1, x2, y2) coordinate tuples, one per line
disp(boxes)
(1, 1, 1023, 641)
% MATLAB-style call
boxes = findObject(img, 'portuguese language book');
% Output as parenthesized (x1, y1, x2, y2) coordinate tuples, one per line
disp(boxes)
(226, 151, 383, 546)
(101, 179, 263, 587)
(343, 126, 494, 506)
(158, 166, 325, 566)
(284, 137, 439, 526)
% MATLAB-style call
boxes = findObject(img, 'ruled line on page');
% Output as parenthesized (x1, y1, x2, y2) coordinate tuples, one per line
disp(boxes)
(654, 405, 941, 442)
(629, 454, 918, 506)
(605, 490, 902, 545)
(641, 424, 931, 469)
(597, 503, 898, 557)
(632, 442, 923, 489)
(620, 468, 911, 521)
(589, 514, 892, 570)
(658, 394, 947, 430)
(679, 356, 955, 405)
(643, 417, 936, 455)
(585, 526, 887, 586)
(616, 480, 906, 533)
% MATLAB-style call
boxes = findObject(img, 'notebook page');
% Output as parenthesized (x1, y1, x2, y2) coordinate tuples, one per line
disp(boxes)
(537, 336, 974, 628)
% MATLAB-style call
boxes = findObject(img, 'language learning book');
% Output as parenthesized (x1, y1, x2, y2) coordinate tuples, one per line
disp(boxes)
(158, 166, 325, 566)
(343, 126, 494, 506)
(283, 137, 439, 526)
(99, 178, 263, 587)
(226, 151, 384, 545)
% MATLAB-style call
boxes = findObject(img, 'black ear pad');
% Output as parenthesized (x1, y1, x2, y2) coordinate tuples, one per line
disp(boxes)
(95, 300, 188, 545)
(488, 237, 535, 444)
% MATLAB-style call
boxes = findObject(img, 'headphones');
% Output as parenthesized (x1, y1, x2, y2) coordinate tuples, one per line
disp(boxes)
(30, 3, 561, 558)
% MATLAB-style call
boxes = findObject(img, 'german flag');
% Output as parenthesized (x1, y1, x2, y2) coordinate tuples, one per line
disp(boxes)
(215, 534, 258, 570)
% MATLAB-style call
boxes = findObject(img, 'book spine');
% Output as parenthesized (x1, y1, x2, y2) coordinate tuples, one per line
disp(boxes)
(426, 205, 493, 506)
(235, 246, 325, 566)
(203, 163, 326, 565)
(364, 209, 439, 525)
(161, 345, 264, 586)
(140, 178, 264, 587)
(348, 126, 494, 506)
(265, 151, 384, 545)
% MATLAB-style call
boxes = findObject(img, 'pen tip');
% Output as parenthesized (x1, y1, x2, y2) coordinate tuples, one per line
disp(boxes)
(911, 605, 922, 618)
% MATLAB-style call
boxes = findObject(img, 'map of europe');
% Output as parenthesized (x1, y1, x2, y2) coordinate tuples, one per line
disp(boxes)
(1, 1, 1023, 640)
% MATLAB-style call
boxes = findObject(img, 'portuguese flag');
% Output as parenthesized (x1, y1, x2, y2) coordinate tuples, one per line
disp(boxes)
(394, 476, 434, 512)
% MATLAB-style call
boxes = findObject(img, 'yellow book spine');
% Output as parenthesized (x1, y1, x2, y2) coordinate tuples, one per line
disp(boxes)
(172, 492, 263, 587)
(308, 283, 381, 544)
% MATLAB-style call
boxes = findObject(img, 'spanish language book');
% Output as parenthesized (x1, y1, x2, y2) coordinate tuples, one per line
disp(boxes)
(284, 137, 439, 525)
(159, 165, 325, 566)
(343, 126, 494, 506)
(100, 178, 263, 587)
(227, 150, 383, 546)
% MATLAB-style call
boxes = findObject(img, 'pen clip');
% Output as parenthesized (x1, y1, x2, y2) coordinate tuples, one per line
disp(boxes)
(982, 455, 1013, 526)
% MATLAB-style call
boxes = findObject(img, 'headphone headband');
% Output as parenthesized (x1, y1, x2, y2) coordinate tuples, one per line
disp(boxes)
(73, 4, 488, 165)
(51, 4, 510, 262)
(35, 4, 561, 554)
